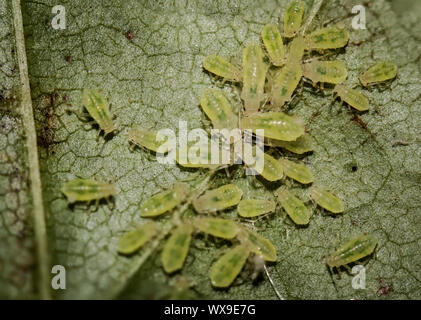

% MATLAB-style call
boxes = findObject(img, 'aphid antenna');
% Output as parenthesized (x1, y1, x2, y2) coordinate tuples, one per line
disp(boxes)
(301, 0, 324, 35)
(263, 265, 285, 300)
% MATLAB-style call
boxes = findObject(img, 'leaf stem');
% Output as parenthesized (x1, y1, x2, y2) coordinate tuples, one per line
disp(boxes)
(12, 0, 50, 299)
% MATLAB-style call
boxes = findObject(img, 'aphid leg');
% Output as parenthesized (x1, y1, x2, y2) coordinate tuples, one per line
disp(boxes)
(67, 108, 90, 122)
(328, 266, 340, 293)
(106, 196, 115, 210)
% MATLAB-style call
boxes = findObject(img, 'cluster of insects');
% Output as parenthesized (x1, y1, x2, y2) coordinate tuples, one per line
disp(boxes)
(60, 0, 397, 295)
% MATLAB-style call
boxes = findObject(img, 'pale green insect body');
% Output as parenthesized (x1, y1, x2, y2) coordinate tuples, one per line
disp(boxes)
(61, 178, 115, 203)
(176, 142, 222, 170)
(270, 61, 302, 108)
(193, 184, 243, 214)
(202, 55, 242, 82)
(333, 84, 369, 111)
(283, 0, 306, 38)
(128, 128, 169, 153)
(140, 182, 188, 217)
(327, 234, 377, 268)
(241, 111, 305, 141)
(288, 35, 305, 63)
(210, 244, 250, 288)
(305, 27, 349, 50)
(200, 89, 238, 130)
(309, 186, 344, 214)
(302, 60, 348, 84)
(280, 158, 314, 184)
(194, 217, 239, 239)
(238, 228, 277, 262)
(162, 223, 193, 273)
(117, 222, 158, 255)
(267, 133, 313, 154)
(276, 188, 310, 225)
(241, 43, 268, 114)
(81, 89, 116, 135)
(246, 151, 284, 182)
(359, 62, 397, 87)
(237, 199, 276, 218)
(261, 24, 285, 66)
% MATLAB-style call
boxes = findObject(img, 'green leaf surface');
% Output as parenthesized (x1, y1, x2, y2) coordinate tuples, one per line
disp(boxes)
(1, 0, 419, 299)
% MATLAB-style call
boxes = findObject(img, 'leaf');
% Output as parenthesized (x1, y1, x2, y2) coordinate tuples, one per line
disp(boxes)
(2, 0, 418, 299)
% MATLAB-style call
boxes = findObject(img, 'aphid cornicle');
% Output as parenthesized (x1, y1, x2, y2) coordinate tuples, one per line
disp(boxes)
(162, 223, 193, 273)
(241, 43, 268, 114)
(309, 186, 344, 214)
(270, 61, 302, 108)
(326, 234, 377, 270)
(333, 84, 369, 111)
(241, 111, 305, 141)
(302, 60, 348, 85)
(261, 24, 285, 67)
(238, 228, 277, 262)
(210, 244, 250, 288)
(61, 178, 115, 203)
(128, 128, 169, 153)
(237, 199, 276, 218)
(81, 88, 117, 135)
(193, 184, 243, 214)
(202, 55, 242, 82)
(359, 62, 397, 87)
(200, 89, 238, 130)
(140, 182, 188, 217)
(194, 217, 239, 239)
(305, 27, 349, 51)
(276, 188, 310, 225)
(283, 0, 306, 38)
(117, 222, 158, 255)
(267, 133, 313, 154)
(279, 158, 314, 184)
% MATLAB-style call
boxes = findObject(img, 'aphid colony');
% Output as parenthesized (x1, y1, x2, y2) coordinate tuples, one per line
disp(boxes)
(61, 0, 397, 292)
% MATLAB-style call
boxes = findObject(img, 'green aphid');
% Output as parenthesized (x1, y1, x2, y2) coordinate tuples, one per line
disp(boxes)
(241, 43, 268, 114)
(261, 24, 285, 67)
(359, 62, 397, 87)
(305, 27, 349, 50)
(161, 223, 193, 273)
(200, 89, 238, 130)
(117, 222, 158, 255)
(309, 186, 344, 214)
(276, 188, 310, 225)
(128, 127, 169, 153)
(246, 151, 284, 182)
(302, 60, 348, 85)
(238, 228, 277, 262)
(241, 111, 305, 141)
(194, 217, 240, 239)
(288, 35, 305, 63)
(280, 158, 314, 184)
(267, 133, 313, 154)
(283, 0, 306, 38)
(333, 84, 369, 111)
(193, 184, 243, 214)
(61, 178, 115, 203)
(203, 54, 242, 82)
(270, 61, 302, 108)
(327, 233, 378, 270)
(176, 142, 222, 170)
(237, 199, 276, 218)
(81, 89, 117, 135)
(210, 244, 250, 288)
(140, 182, 188, 217)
